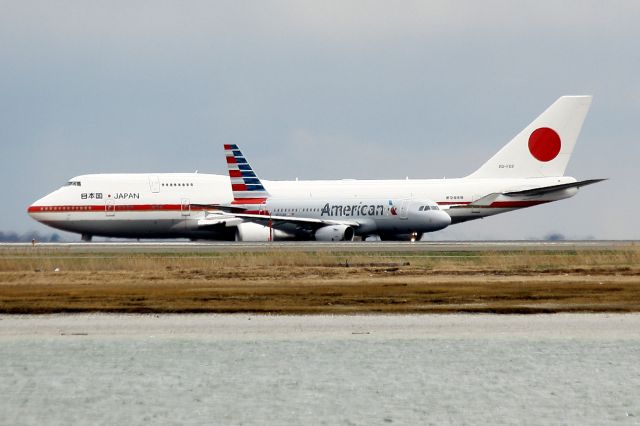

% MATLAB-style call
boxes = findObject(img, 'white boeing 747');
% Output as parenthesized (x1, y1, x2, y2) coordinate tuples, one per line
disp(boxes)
(28, 96, 604, 241)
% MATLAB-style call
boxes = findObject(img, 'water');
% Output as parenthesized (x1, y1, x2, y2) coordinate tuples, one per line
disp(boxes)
(1, 314, 639, 425)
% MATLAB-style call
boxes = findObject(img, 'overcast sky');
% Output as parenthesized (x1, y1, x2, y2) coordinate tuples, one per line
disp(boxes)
(1, 1, 638, 240)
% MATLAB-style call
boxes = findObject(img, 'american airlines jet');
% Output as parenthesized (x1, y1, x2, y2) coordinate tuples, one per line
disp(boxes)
(28, 96, 603, 241)
(205, 145, 452, 241)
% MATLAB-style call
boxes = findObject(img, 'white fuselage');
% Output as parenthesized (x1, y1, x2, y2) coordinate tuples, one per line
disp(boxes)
(28, 173, 232, 240)
(251, 198, 452, 238)
(28, 173, 578, 240)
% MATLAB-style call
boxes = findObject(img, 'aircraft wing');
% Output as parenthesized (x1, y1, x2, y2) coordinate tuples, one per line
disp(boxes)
(467, 193, 501, 207)
(230, 213, 361, 231)
(196, 211, 243, 228)
(503, 179, 606, 196)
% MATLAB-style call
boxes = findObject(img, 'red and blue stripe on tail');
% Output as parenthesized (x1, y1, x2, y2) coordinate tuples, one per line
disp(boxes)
(224, 144, 270, 205)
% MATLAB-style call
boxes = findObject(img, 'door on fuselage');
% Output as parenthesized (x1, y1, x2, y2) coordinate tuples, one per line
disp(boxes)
(399, 200, 409, 219)
(105, 199, 115, 217)
(181, 198, 190, 216)
(149, 176, 160, 193)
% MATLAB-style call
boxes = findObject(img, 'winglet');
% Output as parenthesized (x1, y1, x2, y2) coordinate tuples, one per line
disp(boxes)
(224, 144, 270, 204)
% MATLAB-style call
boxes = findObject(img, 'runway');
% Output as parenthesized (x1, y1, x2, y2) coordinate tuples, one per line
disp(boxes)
(1, 240, 636, 253)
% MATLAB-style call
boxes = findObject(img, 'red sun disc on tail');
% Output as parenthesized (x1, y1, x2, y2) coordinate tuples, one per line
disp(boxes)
(528, 127, 561, 162)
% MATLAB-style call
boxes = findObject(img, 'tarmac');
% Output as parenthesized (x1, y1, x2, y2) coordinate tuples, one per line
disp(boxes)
(1, 240, 636, 253)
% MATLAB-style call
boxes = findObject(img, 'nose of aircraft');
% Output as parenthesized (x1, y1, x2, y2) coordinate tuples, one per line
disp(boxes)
(27, 195, 49, 223)
(432, 210, 452, 230)
(27, 200, 41, 221)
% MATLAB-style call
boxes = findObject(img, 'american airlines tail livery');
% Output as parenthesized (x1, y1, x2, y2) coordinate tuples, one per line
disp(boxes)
(28, 96, 604, 241)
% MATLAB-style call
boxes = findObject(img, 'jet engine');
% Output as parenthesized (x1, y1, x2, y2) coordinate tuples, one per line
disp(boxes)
(234, 222, 295, 241)
(235, 222, 272, 241)
(314, 225, 354, 242)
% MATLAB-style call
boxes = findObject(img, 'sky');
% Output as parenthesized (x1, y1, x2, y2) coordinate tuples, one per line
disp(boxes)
(1, 0, 638, 240)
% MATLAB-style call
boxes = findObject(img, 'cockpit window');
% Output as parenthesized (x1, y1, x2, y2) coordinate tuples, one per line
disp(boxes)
(419, 206, 424, 211)
(66, 181, 81, 187)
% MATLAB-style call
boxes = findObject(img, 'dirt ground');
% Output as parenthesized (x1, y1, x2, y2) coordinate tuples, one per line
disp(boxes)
(1, 245, 639, 313)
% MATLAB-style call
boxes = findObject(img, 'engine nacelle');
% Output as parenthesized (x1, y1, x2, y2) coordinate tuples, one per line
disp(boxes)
(235, 222, 272, 242)
(235, 222, 294, 241)
(314, 225, 354, 242)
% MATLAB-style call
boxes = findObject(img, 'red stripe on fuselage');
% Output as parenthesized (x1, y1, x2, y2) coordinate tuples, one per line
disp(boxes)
(489, 200, 550, 208)
(27, 204, 209, 213)
(27, 199, 549, 215)
(436, 200, 549, 208)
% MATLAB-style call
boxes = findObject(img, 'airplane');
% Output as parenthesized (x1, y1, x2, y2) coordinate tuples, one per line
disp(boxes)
(27, 95, 604, 241)
(210, 145, 452, 241)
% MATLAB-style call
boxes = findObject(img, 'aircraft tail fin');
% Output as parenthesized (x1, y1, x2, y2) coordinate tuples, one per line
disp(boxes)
(467, 96, 592, 179)
(224, 144, 270, 204)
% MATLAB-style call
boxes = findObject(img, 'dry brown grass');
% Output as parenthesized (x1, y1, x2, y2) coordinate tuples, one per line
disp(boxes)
(1, 246, 639, 313)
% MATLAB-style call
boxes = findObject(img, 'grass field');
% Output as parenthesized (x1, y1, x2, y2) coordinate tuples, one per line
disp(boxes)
(1, 245, 639, 313)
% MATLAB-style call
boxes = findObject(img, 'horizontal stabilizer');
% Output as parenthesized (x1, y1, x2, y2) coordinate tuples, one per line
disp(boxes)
(504, 179, 606, 196)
